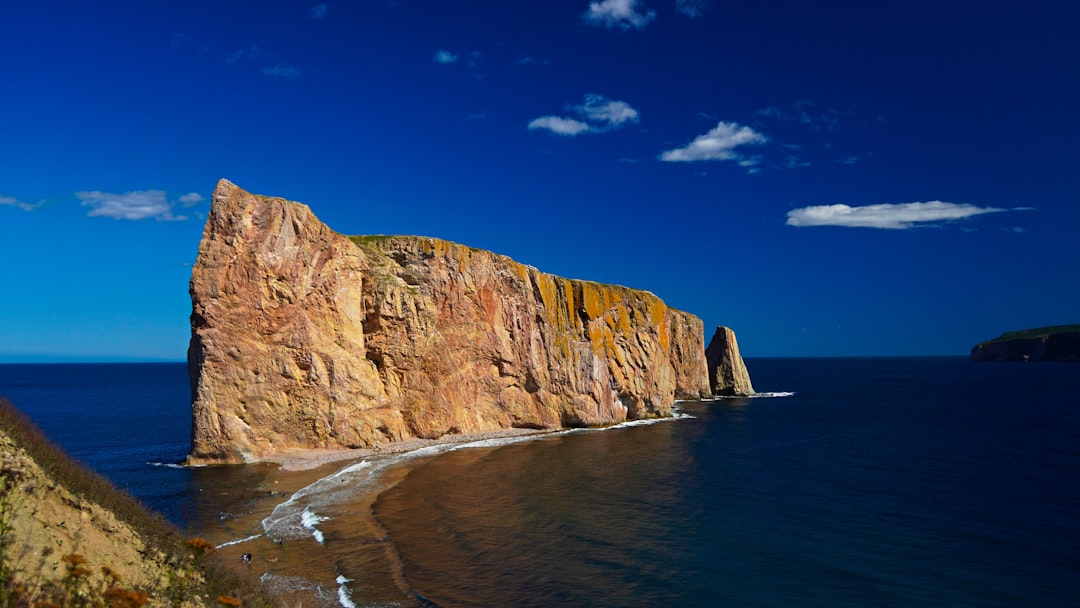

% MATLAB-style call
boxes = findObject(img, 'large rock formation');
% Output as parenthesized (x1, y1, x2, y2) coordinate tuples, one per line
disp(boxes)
(188, 180, 714, 464)
(971, 325, 1080, 361)
(705, 326, 755, 396)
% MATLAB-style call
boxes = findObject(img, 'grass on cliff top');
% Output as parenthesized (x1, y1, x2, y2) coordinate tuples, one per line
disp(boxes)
(345, 235, 687, 311)
(0, 398, 271, 607)
(984, 324, 1080, 343)
(347, 234, 485, 254)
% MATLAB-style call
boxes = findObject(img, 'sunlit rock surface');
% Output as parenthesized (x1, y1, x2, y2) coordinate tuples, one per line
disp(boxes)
(187, 180, 714, 464)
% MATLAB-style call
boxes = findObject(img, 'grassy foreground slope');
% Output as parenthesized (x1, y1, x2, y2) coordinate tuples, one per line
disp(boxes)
(0, 398, 271, 608)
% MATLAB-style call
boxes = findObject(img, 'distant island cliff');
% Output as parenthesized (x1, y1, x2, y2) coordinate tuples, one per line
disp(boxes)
(970, 325, 1080, 361)
(187, 180, 750, 464)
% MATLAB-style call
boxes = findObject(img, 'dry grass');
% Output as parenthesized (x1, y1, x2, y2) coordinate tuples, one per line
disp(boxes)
(0, 398, 274, 608)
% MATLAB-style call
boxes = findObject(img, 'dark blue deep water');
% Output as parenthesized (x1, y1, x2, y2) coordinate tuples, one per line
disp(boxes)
(0, 363, 197, 525)
(2, 358, 1079, 607)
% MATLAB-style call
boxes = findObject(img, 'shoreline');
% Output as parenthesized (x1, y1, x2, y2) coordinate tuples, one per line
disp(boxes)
(192, 427, 561, 607)
(261, 427, 554, 471)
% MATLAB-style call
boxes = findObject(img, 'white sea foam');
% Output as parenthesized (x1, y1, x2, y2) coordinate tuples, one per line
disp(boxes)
(695, 391, 796, 401)
(261, 460, 374, 543)
(146, 461, 186, 469)
(301, 506, 329, 544)
(215, 533, 262, 549)
(335, 575, 357, 608)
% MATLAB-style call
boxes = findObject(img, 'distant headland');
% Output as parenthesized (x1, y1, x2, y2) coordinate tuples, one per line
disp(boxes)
(970, 325, 1080, 361)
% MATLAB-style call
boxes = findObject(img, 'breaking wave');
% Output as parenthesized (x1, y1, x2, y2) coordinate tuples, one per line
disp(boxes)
(301, 506, 329, 544)
(215, 533, 261, 549)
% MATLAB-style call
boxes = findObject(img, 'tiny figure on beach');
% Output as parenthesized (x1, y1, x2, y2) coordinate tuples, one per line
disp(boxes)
(241, 552, 252, 563)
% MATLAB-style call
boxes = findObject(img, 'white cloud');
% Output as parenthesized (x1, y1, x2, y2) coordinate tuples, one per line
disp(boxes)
(77, 190, 187, 221)
(659, 121, 767, 162)
(582, 0, 656, 30)
(261, 63, 302, 79)
(179, 192, 204, 206)
(577, 94, 639, 127)
(675, 0, 708, 17)
(785, 201, 1017, 229)
(528, 94, 640, 136)
(0, 195, 42, 211)
(528, 116, 592, 136)
(434, 49, 458, 64)
(309, 3, 328, 18)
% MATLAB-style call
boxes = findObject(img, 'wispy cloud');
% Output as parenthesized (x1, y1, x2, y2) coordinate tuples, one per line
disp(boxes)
(0, 194, 44, 211)
(76, 190, 197, 221)
(757, 100, 843, 131)
(582, 0, 656, 30)
(659, 121, 767, 163)
(785, 201, 1027, 229)
(528, 116, 592, 136)
(226, 44, 301, 79)
(227, 45, 263, 64)
(783, 155, 811, 169)
(261, 63, 302, 79)
(433, 49, 458, 64)
(179, 192, 204, 206)
(309, 3, 328, 19)
(514, 54, 552, 67)
(577, 94, 639, 127)
(467, 51, 484, 79)
(675, 0, 709, 17)
(528, 94, 640, 136)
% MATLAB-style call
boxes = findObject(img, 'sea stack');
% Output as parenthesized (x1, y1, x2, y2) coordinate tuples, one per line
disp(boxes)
(187, 180, 715, 464)
(705, 326, 755, 396)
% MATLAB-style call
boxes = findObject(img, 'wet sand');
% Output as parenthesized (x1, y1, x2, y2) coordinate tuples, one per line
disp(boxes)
(189, 428, 554, 607)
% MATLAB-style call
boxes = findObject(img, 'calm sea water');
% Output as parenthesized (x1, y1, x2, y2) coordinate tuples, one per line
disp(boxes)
(1, 358, 1078, 607)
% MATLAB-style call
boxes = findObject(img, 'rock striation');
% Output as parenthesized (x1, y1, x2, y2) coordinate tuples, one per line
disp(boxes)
(704, 326, 755, 396)
(970, 325, 1080, 361)
(187, 180, 717, 464)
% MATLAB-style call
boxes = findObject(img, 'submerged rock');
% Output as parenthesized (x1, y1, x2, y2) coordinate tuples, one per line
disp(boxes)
(704, 326, 755, 396)
(187, 180, 717, 464)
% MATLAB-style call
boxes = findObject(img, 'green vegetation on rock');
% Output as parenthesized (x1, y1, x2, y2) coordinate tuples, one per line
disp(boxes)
(981, 325, 1080, 344)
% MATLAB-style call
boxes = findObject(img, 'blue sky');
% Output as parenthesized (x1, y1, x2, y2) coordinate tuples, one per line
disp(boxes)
(2, 0, 1077, 361)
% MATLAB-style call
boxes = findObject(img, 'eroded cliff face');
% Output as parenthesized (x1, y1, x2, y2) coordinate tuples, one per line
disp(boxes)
(188, 180, 711, 463)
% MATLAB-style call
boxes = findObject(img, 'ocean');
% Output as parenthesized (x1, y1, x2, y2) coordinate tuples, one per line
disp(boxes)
(1, 358, 1078, 607)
